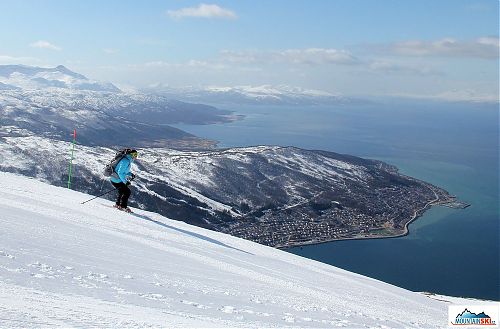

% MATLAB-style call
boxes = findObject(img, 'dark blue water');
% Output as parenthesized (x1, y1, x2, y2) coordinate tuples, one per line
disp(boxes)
(172, 99, 499, 301)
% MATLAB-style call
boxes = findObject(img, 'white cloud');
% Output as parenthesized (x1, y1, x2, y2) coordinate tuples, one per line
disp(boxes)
(219, 50, 261, 64)
(220, 48, 359, 65)
(136, 60, 226, 70)
(477, 37, 500, 47)
(90, 39, 497, 99)
(186, 59, 226, 69)
(167, 3, 237, 19)
(281, 48, 359, 65)
(30, 40, 62, 51)
(368, 60, 442, 76)
(433, 89, 499, 102)
(389, 37, 499, 59)
(392, 90, 499, 103)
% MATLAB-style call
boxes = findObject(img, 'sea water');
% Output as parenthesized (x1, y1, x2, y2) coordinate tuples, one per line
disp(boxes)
(172, 99, 499, 301)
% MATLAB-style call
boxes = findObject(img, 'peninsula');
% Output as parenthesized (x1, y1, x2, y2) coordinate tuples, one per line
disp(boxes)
(0, 139, 468, 249)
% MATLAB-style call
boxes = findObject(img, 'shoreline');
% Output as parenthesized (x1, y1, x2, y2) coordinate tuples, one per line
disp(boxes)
(279, 185, 458, 250)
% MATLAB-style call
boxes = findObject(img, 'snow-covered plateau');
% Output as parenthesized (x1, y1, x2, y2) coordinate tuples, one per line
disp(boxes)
(2, 172, 496, 328)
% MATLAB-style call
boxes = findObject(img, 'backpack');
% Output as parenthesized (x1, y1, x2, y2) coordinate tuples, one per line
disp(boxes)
(103, 148, 133, 176)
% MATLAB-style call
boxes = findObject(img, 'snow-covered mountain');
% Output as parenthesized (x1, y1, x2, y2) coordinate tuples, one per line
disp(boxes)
(143, 84, 358, 105)
(0, 88, 208, 148)
(2, 171, 489, 328)
(0, 65, 355, 106)
(0, 64, 120, 92)
(0, 65, 238, 148)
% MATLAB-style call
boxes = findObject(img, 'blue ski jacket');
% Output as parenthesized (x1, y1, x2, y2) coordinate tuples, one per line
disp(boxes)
(110, 154, 134, 184)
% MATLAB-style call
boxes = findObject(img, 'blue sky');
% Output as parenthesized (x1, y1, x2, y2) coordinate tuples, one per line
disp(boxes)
(0, 0, 498, 100)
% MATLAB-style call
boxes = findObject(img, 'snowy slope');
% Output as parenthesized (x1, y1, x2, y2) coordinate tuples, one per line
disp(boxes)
(0, 172, 487, 328)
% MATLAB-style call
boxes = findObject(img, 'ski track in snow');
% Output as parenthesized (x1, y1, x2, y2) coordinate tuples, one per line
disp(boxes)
(0, 172, 496, 328)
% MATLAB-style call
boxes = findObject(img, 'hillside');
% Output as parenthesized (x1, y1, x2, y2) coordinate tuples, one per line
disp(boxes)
(0, 136, 457, 247)
(0, 171, 469, 328)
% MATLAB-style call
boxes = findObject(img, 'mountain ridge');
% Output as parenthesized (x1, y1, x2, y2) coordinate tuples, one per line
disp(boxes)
(142, 84, 364, 105)
(0, 65, 240, 149)
(0, 135, 458, 247)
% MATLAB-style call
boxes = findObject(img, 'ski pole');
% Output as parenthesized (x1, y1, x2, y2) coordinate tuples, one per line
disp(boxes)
(81, 188, 115, 204)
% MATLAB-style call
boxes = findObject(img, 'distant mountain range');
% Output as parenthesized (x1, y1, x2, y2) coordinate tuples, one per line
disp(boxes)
(0, 65, 238, 148)
(142, 84, 365, 106)
(0, 64, 362, 106)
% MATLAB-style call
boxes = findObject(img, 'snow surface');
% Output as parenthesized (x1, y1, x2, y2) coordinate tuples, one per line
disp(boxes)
(1, 172, 494, 328)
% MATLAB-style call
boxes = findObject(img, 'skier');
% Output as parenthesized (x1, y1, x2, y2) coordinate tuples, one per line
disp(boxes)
(110, 149, 138, 213)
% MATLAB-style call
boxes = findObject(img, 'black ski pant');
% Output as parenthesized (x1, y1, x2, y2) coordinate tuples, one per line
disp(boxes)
(111, 182, 131, 208)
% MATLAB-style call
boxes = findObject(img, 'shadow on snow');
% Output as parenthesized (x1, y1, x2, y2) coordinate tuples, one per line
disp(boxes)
(131, 212, 254, 256)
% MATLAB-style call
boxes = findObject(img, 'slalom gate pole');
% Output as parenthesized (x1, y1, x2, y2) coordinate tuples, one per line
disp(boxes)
(81, 188, 116, 204)
(67, 129, 77, 189)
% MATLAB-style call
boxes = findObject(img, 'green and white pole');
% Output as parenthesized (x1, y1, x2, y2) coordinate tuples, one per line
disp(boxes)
(67, 128, 76, 189)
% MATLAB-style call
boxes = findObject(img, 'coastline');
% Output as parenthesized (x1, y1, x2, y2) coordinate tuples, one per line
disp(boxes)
(279, 184, 459, 250)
